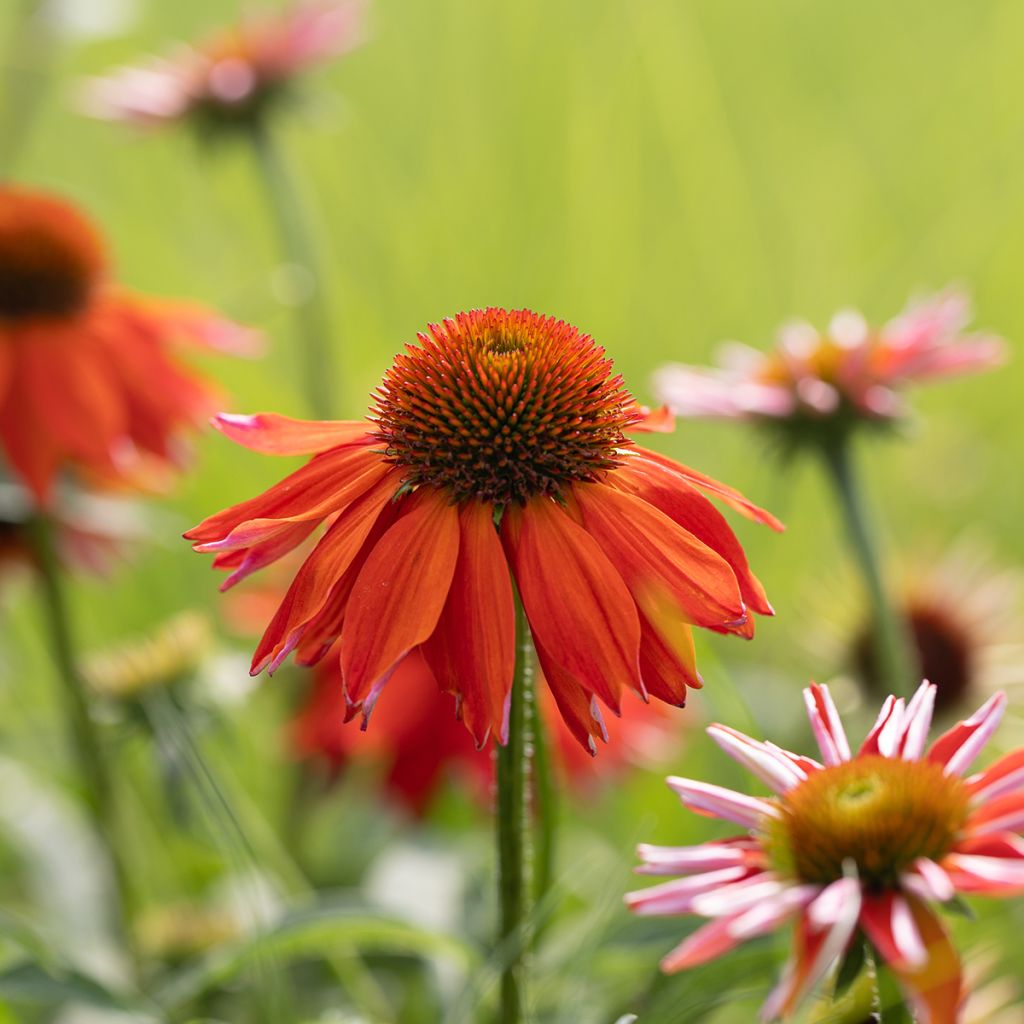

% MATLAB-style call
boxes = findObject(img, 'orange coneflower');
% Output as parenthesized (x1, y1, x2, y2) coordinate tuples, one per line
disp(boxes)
(0, 186, 256, 503)
(187, 308, 781, 750)
(627, 681, 1024, 1023)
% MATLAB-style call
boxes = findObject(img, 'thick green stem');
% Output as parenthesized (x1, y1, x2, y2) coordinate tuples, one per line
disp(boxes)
(248, 120, 337, 420)
(28, 516, 135, 958)
(819, 439, 915, 699)
(496, 597, 534, 1024)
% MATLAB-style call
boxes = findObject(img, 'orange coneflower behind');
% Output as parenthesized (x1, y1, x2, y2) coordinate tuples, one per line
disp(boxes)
(0, 186, 256, 504)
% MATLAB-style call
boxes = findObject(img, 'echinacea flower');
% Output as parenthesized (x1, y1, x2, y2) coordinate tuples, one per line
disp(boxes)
(0, 186, 256, 503)
(821, 543, 1024, 717)
(627, 681, 1024, 1023)
(187, 308, 781, 750)
(654, 289, 1004, 442)
(82, 0, 366, 133)
(292, 646, 680, 814)
(0, 474, 145, 583)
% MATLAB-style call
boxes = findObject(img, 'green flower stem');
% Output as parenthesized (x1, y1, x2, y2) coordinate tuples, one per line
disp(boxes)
(819, 438, 916, 699)
(496, 596, 535, 1024)
(248, 120, 337, 420)
(28, 516, 136, 961)
(0, 0, 54, 178)
(530, 690, 556, 919)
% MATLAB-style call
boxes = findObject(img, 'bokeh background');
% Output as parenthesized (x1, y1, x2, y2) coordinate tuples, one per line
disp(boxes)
(2, 1, 1023, 1021)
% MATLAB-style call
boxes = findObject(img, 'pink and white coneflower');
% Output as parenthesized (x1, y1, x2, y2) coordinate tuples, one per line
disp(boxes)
(626, 681, 1024, 1023)
(654, 290, 1004, 432)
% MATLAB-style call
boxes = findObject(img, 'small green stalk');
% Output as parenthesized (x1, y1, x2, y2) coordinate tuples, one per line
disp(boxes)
(531, 694, 557, 917)
(495, 596, 535, 1024)
(28, 516, 135, 960)
(818, 437, 916, 699)
(248, 120, 337, 420)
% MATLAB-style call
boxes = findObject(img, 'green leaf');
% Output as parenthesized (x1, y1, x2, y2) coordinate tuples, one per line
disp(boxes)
(833, 936, 867, 997)
(156, 898, 479, 1011)
(0, 961, 131, 1010)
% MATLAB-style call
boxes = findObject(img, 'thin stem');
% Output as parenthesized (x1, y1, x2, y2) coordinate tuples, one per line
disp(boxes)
(495, 596, 534, 1024)
(28, 516, 136, 960)
(248, 120, 337, 420)
(0, 0, 53, 179)
(818, 438, 915, 699)
(530, 694, 556, 918)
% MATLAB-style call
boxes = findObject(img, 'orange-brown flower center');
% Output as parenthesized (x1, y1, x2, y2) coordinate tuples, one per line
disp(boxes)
(766, 755, 968, 888)
(0, 188, 104, 322)
(370, 308, 639, 506)
(854, 601, 974, 712)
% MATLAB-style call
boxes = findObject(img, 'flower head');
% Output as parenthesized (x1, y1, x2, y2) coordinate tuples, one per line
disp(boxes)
(291, 646, 680, 814)
(186, 308, 780, 750)
(82, 1, 366, 133)
(627, 681, 1024, 1022)
(654, 290, 1004, 445)
(0, 186, 256, 503)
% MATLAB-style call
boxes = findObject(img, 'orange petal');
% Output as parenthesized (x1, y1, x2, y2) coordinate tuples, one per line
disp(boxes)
(883, 899, 963, 1024)
(635, 447, 784, 530)
(574, 482, 745, 629)
(341, 487, 460, 715)
(501, 496, 641, 712)
(638, 611, 698, 705)
(421, 499, 515, 747)
(251, 474, 396, 674)
(186, 445, 387, 546)
(626, 403, 675, 433)
(532, 635, 608, 755)
(612, 454, 773, 615)
(213, 412, 374, 454)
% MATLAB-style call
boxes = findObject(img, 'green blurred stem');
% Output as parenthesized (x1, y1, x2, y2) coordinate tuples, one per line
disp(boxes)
(530, 687, 556, 919)
(28, 516, 135, 959)
(248, 120, 336, 420)
(496, 597, 534, 1024)
(819, 438, 915, 699)
(0, 0, 53, 178)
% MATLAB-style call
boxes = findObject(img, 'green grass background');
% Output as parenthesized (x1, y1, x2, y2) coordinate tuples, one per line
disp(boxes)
(2, 1, 1023, 1021)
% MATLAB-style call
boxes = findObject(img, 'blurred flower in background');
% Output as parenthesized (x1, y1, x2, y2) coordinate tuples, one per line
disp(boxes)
(187, 308, 780, 753)
(291, 647, 681, 815)
(0, 475, 145, 585)
(654, 289, 1004, 446)
(813, 541, 1024, 719)
(627, 681, 1024, 1023)
(82, 0, 367, 135)
(0, 185, 257, 503)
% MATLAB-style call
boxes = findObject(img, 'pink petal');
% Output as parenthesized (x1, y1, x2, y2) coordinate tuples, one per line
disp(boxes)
(861, 892, 927, 969)
(624, 866, 752, 916)
(965, 792, 1024, 837)
(691, 875, 787, 917)
(928, 692, 1007, 776)
(902, 858, 955, 904)
(667, 776, 781, 829)
(803, 683, 851, 765)
(899, 682, 937, 760)
(635, 840, 759, 876)
(860, 695, 905, 757)
(707, 724, 807, 792)
(966, 749, 1024, 803)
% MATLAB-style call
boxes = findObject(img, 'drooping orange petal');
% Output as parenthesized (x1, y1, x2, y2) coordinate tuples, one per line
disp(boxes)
(251, 474, 397, 674)
(625, 403, 675, 433)
(212, 519, 319, 590)
(213, 412, 373, 455)
(0, 348, 62, 501)
(573, 481, 745, 629)
(185, 444, 385, 546)
(882, 899, 963, 1024)
(612, 454, 773, 615)
(501, 496, 641, 712)
(421, 499, 515, 747)
(532, 635, 608, 755)
(341, 487, 460, 716)
(635, 447, 784, 530)
(638, 609, 698, 706)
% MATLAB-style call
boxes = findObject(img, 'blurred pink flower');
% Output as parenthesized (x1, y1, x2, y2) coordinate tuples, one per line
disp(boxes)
(654, 290, 1004, 429)
(82, 1, 367, 131)
(627, 681, 1024, 1023)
